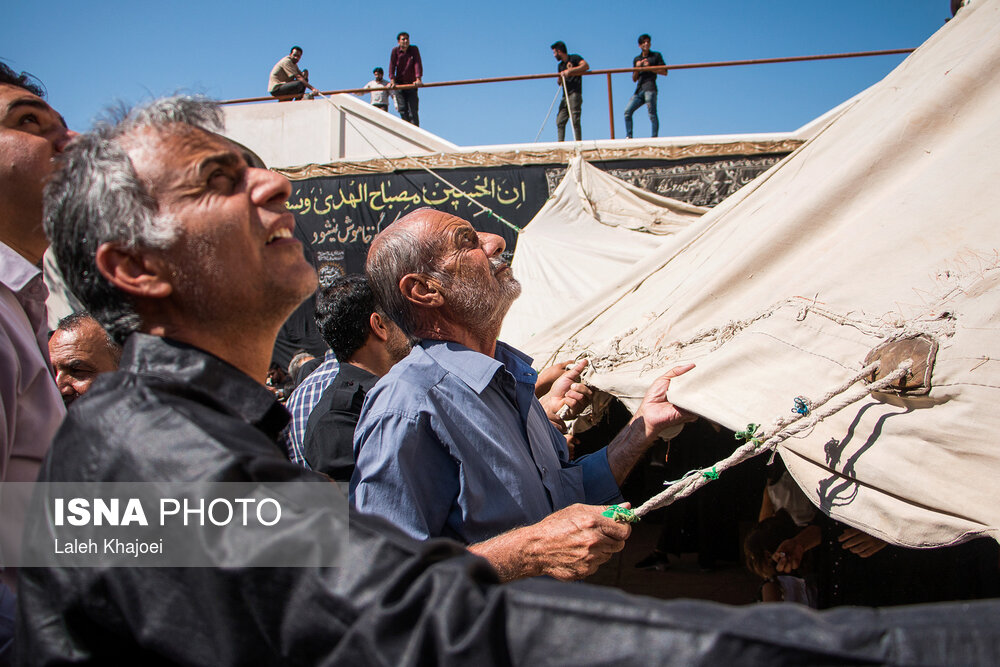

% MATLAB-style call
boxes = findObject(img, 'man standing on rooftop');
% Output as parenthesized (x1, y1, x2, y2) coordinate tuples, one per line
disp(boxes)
(389, 32, 423, 126)
(551, 41, 589, 142)
(624, 33, 667, 139)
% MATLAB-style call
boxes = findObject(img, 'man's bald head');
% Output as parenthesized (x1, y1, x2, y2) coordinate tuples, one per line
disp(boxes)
(366, 208, 518, 344)
(366, 208, 452, 337)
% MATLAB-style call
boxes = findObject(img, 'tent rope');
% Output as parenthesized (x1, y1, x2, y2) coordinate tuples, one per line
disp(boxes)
(311, 90, 522, 233)
(534, 88, 561, 142)
(630, 359, 912, 518)
(560, 74, 579, 142)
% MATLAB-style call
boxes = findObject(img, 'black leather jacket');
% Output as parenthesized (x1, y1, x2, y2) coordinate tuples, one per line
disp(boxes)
(16, 334, 999, 665)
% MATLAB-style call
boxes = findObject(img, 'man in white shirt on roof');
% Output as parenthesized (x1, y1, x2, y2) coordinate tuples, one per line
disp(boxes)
(363, 67, 390, 111)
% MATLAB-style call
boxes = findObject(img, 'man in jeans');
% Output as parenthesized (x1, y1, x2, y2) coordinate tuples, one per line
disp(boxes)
(624, 34, 667, 138)
(551, 41, 588, 141)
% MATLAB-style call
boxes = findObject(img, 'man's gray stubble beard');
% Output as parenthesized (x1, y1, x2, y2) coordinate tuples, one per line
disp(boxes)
(447, 258, 521, 339)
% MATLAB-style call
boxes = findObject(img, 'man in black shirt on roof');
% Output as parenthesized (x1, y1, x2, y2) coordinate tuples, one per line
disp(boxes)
(551, 40, 589, 141)
(624, 33, 668, 139)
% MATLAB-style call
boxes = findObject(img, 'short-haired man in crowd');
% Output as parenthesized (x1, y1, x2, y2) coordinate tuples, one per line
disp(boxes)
(624, 33, 667, 139)
(301, 274, 410, 480)
(48, 311, 121, 405)
(551, 41, 589, 141)
(388, 31, 423, 126)
(354, 207, 696, 581)
(268, 46, 315, 100)
(15, 94, 990, 665)
(0, 62, 76, 656)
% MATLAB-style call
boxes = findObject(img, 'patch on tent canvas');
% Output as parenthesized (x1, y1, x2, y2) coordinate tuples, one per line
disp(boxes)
(863, 335, 938, 396)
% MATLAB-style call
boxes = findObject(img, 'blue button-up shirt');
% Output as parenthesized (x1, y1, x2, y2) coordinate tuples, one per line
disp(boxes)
(283, 349, 339, 466)
(351, 339, 621, 544)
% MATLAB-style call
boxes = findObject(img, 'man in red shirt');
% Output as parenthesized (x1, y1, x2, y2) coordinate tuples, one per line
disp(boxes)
(389, 31, 423, 126)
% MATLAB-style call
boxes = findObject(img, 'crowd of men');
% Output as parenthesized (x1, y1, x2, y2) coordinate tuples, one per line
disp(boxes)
(268, 32, 668, 138)
(1, 59, 997, 664)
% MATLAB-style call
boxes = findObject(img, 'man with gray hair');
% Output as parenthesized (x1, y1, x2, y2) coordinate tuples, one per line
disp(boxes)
(354, 207, 696, 581)
(19, 94, 338, 662)
(17, 95, 993, 666)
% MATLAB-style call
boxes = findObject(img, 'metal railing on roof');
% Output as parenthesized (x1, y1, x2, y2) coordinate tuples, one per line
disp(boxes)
(221, 48, 915, 139)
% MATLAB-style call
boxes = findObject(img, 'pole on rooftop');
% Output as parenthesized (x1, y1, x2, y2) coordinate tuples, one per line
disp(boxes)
(606, 73, 615, 140)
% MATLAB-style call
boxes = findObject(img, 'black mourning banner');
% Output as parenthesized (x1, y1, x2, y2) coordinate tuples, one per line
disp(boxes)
(288, 166, 549, 285)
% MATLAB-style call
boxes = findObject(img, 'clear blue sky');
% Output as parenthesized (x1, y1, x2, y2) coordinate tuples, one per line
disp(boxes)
(4, 1, 948, 147)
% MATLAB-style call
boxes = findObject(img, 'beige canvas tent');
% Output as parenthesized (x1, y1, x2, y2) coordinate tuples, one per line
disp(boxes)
(503, 0, 1000, 548)
(501, 157, 708, 349)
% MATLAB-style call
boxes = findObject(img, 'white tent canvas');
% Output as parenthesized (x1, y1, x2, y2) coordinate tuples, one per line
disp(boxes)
(506, 0, 1000, 548)
(501, 158, 707, 352)
(222, 93, 457, 168)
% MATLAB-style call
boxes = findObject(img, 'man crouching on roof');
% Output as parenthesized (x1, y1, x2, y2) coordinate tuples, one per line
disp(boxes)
(352, 207, 697, 581)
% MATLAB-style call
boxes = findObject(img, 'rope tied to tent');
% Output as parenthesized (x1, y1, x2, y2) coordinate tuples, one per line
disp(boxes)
(559, 74, 579, 142)
(311, 90, 523, 234)
(632, 358, 912, 518)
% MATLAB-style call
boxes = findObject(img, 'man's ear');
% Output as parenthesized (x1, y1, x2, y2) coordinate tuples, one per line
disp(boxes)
(94, 242, 173, 299)
(399, 273, 443, 308)
(369, 312, 390, 342)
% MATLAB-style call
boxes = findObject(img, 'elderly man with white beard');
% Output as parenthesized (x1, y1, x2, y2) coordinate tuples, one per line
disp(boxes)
(353, 208, 697, 582)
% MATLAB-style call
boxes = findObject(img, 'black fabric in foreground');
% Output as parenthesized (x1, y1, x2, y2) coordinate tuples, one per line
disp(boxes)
(15, 335, 1000, 666)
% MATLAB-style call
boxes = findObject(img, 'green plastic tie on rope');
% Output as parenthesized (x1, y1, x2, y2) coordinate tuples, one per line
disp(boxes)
(702, 467, 720, 481)
(602, 504, 639, 523)
(734, 423, 761, 446)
